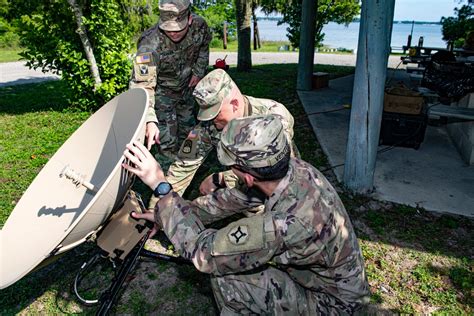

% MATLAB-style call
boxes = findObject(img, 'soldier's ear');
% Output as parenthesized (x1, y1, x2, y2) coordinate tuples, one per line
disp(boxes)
(243, 173, 255, 188)
(188, 14, 193, 26)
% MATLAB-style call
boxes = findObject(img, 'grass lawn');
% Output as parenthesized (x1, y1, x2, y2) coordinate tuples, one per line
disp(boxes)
(0, 48, 22, 63)
(0, 65, 473, 315)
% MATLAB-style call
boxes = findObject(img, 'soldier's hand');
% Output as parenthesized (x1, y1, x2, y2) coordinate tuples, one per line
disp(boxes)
(188, 75, 201, 88)
(122, 141, 166, 189)
(199, 173, 219, 195)
(146, 122, 160, 150)
(130, 210, 160, 238)
(131, 209, 160, 238)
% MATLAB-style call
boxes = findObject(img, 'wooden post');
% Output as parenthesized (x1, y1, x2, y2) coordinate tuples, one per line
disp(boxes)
(297, 0, 317, 91)
(343, 0, 395, 193)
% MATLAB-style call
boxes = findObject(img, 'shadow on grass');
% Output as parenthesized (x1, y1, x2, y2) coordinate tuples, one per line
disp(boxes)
(0, 80, 73, 114)
(0, 244, 97, 314)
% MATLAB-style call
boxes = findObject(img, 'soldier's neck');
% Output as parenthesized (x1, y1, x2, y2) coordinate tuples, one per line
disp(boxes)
(254, 179, 282, 197)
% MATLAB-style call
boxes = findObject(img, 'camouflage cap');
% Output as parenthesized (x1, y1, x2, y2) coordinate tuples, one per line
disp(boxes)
(217, 115, 290, 168)
(193, 69, 236, 121)
(158, 0, 190, 31)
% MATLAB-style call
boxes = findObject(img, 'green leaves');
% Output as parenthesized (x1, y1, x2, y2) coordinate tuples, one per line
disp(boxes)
(14, 0, 136, 111)
(441, 3, 474, 48)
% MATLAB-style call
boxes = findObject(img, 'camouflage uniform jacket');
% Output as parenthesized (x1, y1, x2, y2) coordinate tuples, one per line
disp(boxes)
(167, 96, 296, 194)
(155, 158, 370, 310)
(129, 14, 211, 123)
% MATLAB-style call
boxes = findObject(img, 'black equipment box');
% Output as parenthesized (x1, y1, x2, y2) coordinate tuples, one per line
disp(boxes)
(379, 111, 428, 149)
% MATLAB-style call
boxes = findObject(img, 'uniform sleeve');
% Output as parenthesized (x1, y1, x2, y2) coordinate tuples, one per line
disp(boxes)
(129, 32, 159, 123)
(166, 125, 214, 195)
(156, 192, 281, 275)
(191, 21, 212, 78)
(191, 186, 265, 225)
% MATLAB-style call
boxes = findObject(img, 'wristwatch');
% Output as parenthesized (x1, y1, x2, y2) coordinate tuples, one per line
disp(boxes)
(153, 182, 173, 198)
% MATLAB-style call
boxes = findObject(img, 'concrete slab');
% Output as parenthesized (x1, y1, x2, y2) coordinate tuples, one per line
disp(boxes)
(298, 74, 474, 218)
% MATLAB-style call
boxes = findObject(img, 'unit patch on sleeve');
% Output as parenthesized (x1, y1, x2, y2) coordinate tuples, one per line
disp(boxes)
(178, 130, 199, 159)
(211, 215, 265, 256)
(228, 225, 248, 245)
(139, 64, 149, 75)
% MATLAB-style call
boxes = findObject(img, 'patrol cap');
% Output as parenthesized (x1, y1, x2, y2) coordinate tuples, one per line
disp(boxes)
(158, 0, 190, 31)
(193, 69, 236, 121)
(217, 115, 290, 169)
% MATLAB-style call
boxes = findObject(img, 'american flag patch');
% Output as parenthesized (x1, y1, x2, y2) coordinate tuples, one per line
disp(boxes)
(136, 53, 151, 64)
(187, 130, 198, 139)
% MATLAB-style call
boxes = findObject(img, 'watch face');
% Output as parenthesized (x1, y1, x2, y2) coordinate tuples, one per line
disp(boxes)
(155, 182, 172, 196)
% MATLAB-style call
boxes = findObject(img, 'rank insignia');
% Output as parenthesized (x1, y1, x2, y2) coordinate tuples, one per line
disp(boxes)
(228, 225, 248, 245)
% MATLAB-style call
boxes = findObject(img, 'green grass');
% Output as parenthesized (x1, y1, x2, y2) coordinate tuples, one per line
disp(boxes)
(0, 81, 89, 226)
(0, 48, 22, 63)
(211, 39, 297, 53)
(0, 65, 473, 315)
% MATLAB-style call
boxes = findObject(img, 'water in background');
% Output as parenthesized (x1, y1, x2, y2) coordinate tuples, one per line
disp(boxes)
(253, 20, 446, 50)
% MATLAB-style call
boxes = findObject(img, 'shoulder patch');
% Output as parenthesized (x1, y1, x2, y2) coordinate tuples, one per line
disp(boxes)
(136, 52, 152, 64)
(177, 130, 200, 159)
(212, 215, 265, 256)
(228, 225, 249, 245)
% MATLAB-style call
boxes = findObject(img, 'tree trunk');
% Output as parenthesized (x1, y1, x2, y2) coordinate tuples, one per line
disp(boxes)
(252, 7, 261, 50)
(67, 0, 102, 89)
(223, 21, 228, 49)
(235, 0, 252, 71)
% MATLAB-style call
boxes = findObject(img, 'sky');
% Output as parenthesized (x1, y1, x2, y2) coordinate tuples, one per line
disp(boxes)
(394, 0, 460, 22)
(258, 0, 463, 23)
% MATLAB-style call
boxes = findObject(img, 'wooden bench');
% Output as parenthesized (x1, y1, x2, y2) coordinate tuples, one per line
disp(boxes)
(428, 104, 474, 120)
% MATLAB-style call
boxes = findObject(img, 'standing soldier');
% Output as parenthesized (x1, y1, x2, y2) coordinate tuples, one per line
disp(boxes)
(123, 115, 370, 314)
(164, 68, 299, 198)
(129, 0, 211, 160)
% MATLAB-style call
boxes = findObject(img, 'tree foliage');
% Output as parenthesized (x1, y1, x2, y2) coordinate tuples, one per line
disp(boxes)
(260, 0, 360, 49)
(0, 0, 20, 48)
(193, 0, 236, 40)
(10, 0, 141, 110)
(441, 2, 474, 48)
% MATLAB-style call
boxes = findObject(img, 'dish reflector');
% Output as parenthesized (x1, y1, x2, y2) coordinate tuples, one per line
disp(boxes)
(0, 88, 148, 289)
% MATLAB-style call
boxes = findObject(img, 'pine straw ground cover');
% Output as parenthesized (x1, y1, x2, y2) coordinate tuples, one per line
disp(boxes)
(0, 64, 472, 315)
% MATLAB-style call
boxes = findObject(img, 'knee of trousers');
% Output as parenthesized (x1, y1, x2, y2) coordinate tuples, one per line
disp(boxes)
(210, 268, 309, 315)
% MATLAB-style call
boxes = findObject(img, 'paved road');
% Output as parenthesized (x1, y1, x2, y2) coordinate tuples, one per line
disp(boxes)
(0, 52, 404, 87)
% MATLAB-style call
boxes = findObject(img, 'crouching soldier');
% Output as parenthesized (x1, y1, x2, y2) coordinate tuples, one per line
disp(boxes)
(123, 115, 370, 314)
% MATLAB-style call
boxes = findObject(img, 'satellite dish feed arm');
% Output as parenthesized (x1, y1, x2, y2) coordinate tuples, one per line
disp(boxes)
(60, 165, 99, 193)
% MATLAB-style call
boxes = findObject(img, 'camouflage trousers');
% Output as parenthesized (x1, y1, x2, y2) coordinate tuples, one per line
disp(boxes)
(155, 86, 197, 157)
(211, 266, 359, 315)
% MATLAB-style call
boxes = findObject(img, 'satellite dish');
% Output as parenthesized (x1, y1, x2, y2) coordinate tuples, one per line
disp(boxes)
(0, 88, 149, 289)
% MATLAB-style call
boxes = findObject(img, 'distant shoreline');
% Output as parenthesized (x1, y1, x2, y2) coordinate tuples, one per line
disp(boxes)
(257, 16, 442, 25)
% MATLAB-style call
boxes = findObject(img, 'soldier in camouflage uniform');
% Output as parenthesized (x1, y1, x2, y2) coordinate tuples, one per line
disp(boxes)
(124, 115, 370, 315)
(164, 68, 299, 198)
(129, 0, 211, 158)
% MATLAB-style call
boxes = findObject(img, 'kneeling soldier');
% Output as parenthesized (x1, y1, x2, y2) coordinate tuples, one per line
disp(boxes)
(123, 115, 370, 314)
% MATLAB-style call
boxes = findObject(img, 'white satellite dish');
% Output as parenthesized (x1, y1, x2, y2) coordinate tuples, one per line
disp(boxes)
(0, 88, 148, 289)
